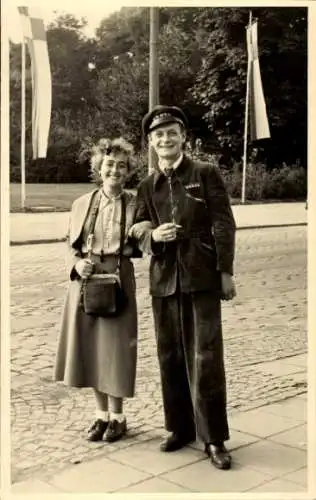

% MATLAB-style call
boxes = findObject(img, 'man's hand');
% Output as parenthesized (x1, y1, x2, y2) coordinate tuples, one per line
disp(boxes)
(221, 272, 236, 301)
(152, 223, 182, 243)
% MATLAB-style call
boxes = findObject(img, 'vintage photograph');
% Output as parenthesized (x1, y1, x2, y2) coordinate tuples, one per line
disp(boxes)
(3, 0, 313, 496)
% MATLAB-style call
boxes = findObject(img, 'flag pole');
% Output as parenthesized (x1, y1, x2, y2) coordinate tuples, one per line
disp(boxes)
(241, 10, 252, 204)
(148, 7, 159, 173)
(21, 39, 26, 210)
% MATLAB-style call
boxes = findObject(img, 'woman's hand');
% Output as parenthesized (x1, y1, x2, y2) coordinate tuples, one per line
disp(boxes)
(75, 258, 94, 279)
(152, 223, 182, 243)
(221, 272, 236, 300)
(129, 221, 153, 239)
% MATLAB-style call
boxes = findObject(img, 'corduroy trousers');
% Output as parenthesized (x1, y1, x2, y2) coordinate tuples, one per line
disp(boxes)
(152, 289, 229, 444)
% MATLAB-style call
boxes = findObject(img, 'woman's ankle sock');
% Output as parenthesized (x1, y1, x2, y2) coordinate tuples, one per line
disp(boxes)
(95, 410, 109, 422)
(110, 412, 125, 423)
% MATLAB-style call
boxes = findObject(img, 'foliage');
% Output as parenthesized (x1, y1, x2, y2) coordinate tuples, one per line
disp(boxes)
(9, 7, 307, 198)
(191, 7, 307, 163)
(190, 145, 306, 200)
(220, 162, 307, 200)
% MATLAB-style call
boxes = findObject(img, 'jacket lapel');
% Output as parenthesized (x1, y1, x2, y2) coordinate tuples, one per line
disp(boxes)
(69, 189, 98, 247)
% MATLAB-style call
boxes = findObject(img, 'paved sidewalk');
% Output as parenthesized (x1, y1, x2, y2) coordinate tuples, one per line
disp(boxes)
(10, 202, 307, 244)
(12, 355, 307, 494)
(9, 205, 311, 495)
(10, 226, 308, 490)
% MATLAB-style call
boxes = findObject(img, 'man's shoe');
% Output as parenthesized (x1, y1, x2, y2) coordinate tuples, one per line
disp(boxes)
(87, 419, 108, 442)
(205, 443, 232, 470)
(104, 419, 127, 443)
(160, 432, 196, 452)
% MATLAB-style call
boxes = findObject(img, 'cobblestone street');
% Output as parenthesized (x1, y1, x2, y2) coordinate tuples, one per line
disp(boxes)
(10, 226, 307, 484)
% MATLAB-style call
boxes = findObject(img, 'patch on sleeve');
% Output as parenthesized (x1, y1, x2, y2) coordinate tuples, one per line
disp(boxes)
(183, 182, 205, 204)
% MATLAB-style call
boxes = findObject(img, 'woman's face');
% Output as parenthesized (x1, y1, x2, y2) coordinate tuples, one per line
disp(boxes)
(99, 152, 129, 188)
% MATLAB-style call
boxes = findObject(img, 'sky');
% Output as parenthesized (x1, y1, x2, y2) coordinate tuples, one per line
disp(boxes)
(6, 0, 135, 43)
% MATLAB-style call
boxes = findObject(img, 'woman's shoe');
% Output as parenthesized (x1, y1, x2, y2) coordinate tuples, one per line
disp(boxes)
(104, 419, 127, 442)
(87, 419, 108, 441)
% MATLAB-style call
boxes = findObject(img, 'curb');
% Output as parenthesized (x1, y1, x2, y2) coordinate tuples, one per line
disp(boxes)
(11, 238, 67, 246)
(235, 222, 307, 231)
(10, 222, 307, 246)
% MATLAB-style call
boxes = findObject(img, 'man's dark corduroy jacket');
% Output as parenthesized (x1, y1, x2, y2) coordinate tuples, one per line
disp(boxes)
(134, 155, 236, 297)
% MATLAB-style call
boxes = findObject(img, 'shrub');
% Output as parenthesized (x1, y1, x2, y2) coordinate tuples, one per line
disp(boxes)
(190, 151, 307, 201)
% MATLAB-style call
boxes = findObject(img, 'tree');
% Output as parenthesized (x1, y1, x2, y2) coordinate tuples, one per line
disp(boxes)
(92, 56, 149, 146)
(9, 7, 307, 183)
(191, 7, 307, 166)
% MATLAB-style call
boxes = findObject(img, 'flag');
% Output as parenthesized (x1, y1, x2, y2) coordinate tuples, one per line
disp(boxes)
(18, 6, 52, 159)
(246, 20, 270, 142)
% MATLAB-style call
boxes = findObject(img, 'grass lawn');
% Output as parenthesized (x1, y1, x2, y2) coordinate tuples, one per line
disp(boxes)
(10, 183, 93, 211)
(10, 183, 242, 212)
(10, 183, 301, 212)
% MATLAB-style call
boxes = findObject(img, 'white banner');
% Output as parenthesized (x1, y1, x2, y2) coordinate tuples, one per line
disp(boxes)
(246, 21, 270, 141)
(18, 6, 52, 159)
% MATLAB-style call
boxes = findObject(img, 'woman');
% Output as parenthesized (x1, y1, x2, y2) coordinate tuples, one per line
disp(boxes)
(54, 137, 143, 443)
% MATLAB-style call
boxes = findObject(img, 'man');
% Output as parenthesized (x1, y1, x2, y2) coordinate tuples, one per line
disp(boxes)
(132, 105, 236, 470)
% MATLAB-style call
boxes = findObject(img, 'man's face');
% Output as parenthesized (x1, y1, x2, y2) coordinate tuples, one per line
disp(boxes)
(149, 122, 186, 160)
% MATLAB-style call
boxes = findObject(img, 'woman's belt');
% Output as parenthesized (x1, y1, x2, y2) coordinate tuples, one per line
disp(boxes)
(81, 252, 129, 259)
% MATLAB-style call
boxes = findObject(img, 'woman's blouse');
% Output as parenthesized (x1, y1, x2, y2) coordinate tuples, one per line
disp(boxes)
(81, 190, 136, 256)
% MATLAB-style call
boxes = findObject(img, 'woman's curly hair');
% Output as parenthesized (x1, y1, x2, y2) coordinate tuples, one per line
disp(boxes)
(90, 137, 136, 185)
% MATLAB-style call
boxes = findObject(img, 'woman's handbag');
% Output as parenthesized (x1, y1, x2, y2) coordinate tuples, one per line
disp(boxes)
(82, 272, 127, 317)
(81, 191, 128, 318)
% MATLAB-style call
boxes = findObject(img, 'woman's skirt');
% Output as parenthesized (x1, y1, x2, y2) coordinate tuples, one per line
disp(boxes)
(54, 255, 137, 397)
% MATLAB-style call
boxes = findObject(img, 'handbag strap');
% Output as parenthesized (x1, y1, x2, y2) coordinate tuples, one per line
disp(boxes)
(86, 189, 127, 274)
(80, 190, 101, 296)
(116, 192, 126, 274)
(86, 190, 102, 259)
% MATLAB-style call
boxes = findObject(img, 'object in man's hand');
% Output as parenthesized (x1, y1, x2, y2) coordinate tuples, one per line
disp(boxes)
(175, 224, 183, 238)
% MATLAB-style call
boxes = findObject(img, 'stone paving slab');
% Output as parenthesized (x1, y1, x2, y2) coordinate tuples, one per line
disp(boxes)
(49, 457, 152, 493)
(282, 467, 308, 486)
(10, 202, 307, 243)
(161, 457, 274, 493)
(229, 408, 303, 438)
(281, 353, 308, 367)
(104, 438, 203, 476)
(118, 475, 190, 493)
(254, 356, 306, 377)
(262, 396, 307, 422)
(269, 424, 307, 450)
(232, 439, 307, 477)
(10, 479, 63, 494)
(249, 477, 306, 492)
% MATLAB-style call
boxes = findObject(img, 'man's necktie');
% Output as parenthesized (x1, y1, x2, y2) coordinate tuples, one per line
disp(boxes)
(164, 168, 176, 223)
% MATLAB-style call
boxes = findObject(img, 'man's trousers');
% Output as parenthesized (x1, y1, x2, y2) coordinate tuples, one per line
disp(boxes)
(152, 290, 229, 444)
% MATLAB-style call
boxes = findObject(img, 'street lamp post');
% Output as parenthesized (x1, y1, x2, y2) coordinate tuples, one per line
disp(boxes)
(148, 7, 159, 172)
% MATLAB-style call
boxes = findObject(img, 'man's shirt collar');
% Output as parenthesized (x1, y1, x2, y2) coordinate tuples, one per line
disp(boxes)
(158, 153, 183, 173)
(153, 154, 190, 190)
